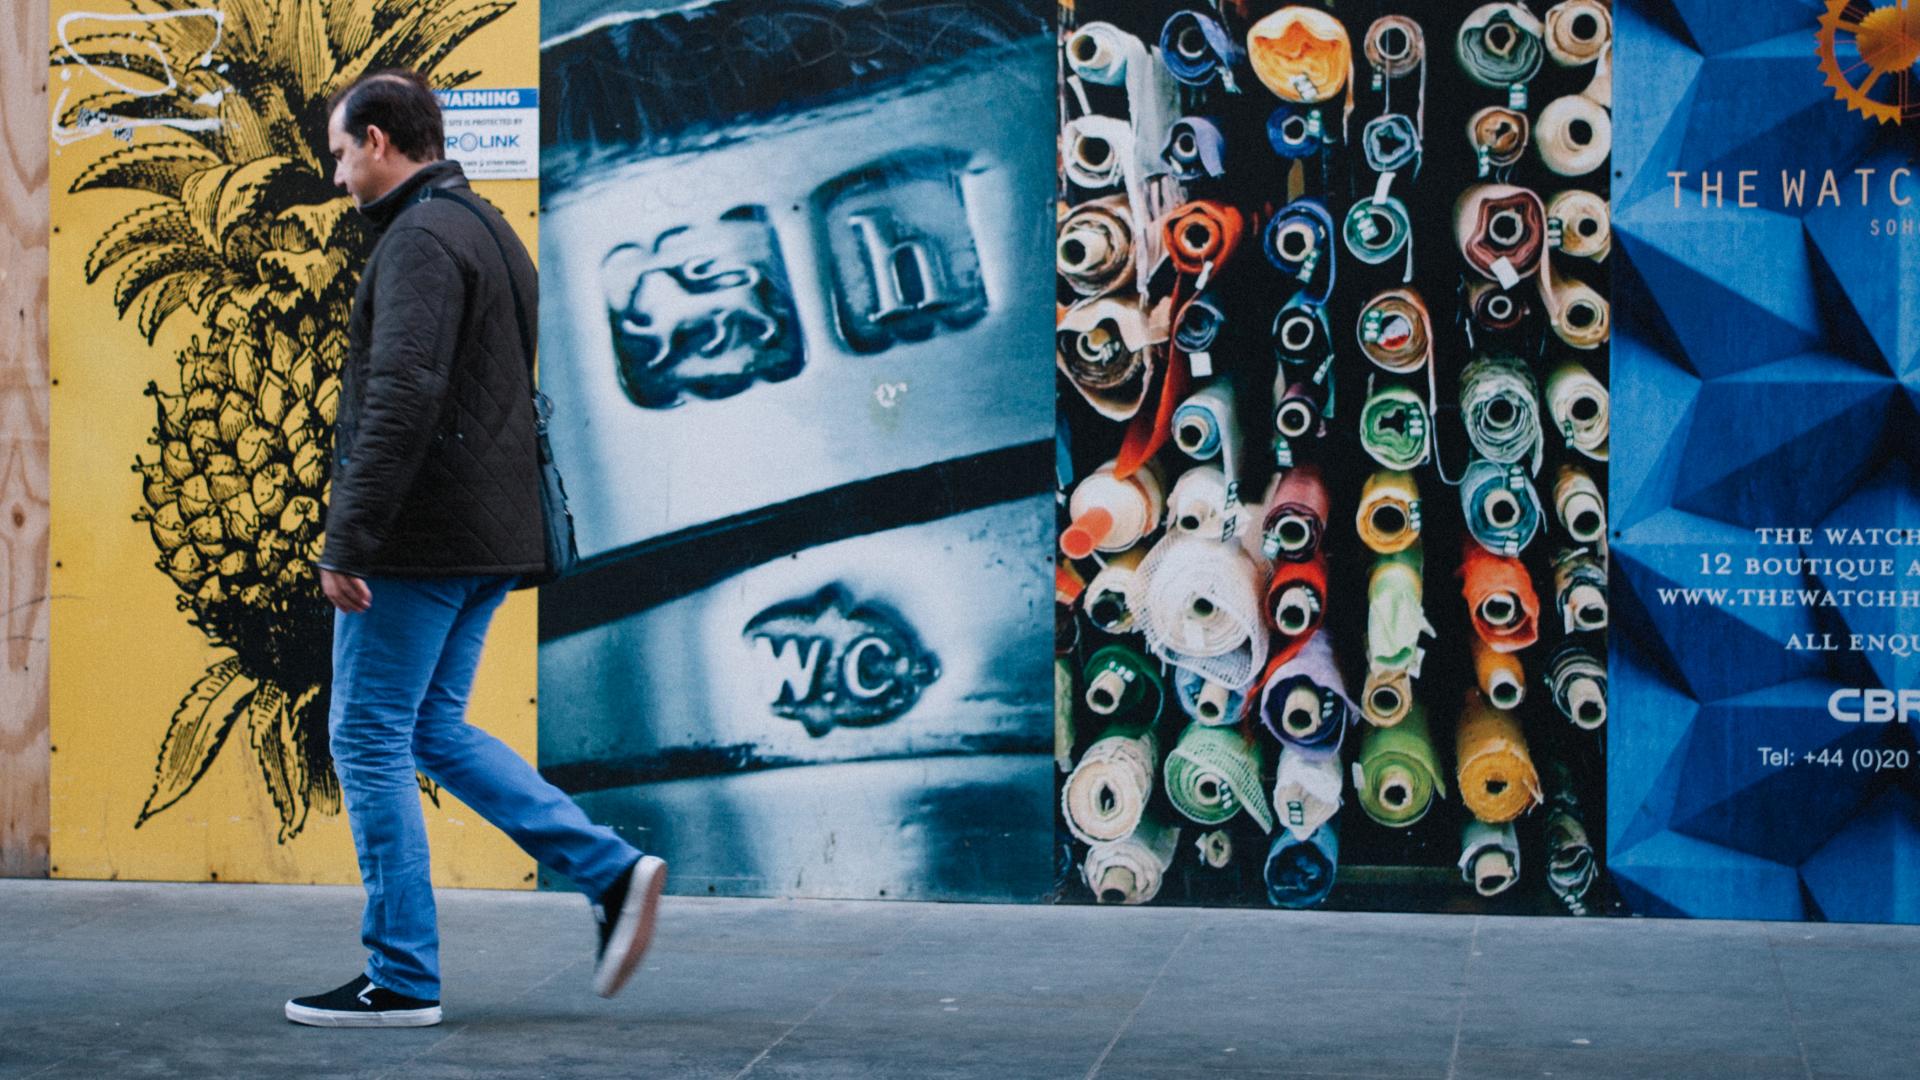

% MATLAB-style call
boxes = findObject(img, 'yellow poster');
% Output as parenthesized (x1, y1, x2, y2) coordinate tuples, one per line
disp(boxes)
(48, 0, 540, 887)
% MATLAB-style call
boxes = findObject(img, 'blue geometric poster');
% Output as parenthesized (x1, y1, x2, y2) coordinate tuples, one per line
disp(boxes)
(1611, 0, 1920, 922)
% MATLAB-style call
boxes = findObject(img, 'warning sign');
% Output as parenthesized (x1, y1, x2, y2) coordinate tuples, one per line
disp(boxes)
(435, 88, 538, 181)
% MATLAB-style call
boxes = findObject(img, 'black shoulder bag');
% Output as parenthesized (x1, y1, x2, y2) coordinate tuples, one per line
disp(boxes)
(424, 186, 578, 588)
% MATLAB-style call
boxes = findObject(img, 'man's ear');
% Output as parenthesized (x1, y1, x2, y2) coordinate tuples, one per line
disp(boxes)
(363, 123, 391, 160)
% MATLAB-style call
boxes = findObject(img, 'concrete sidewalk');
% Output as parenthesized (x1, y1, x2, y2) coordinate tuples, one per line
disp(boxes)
(0, 879, 1910, 1080)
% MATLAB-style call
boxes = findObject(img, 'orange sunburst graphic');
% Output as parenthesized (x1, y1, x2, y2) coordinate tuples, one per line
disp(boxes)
(1819, 0, 1920, 124)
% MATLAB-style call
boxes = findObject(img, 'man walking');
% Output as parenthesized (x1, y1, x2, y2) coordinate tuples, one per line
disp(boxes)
(285, 70, 664, 1029)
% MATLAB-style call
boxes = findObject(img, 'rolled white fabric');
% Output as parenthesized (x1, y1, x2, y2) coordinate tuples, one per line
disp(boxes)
(1063, 457, 1166, 558)
(1459, 819, 1522, 896)
(1062, 728, 1159, 845)
(1536, 93, 1611, 176)
(1084, 814, 1180, 905)
(1168, 465, 1234, 539)
(1174, 381, 1243, 508)
(1065, 22, 1180, 151)
(1546, 358, 1610, 458)
(1132, 533, 1270, 689)
(1544, 264, 1610, 351)
(1544, 0, 1612, 67)
(1273, 748, 1344, 841)
(1084, 545, 1149, 634)
(1063, 116, 1133, 191)
(1195, 829, 1234, 869)
(1548, 189, 1610, 261)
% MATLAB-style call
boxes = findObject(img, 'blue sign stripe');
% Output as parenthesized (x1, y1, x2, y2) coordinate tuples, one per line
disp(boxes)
(435, 88, 538, 110)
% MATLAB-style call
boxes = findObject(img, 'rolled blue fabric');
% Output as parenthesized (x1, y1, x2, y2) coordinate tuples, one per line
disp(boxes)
(1363, 112, 1421, 174)
(1264, 199, 1337, 302)
(1175, 667, 1247, 726)
(1164, 117, 1228, 180)
(1175, 291, 1227, 356)
(1265, 819, 1339, 908)
(1272, 292, 1331, 369)
(1256, 633, 1355, 759)
(1160, 10, 1243, 89)
(1173, 396, 1224, 459)
(1461, 457, 1543, 556)
(1267, 105, 1327, 159)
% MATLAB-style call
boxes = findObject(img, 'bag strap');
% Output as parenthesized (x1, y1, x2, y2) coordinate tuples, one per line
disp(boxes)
(422, 186, 535, 381)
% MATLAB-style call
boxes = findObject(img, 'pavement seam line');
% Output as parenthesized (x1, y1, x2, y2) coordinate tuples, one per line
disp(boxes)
(731, 905, 936, 1079)
(1083, 916, 1196, 1080)
(1444, 917, 1480, 1080)
(1764, 936, 1816, 1080)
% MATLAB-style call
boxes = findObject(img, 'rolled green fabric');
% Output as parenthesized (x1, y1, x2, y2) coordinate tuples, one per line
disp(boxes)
(1367, 545, 1432, 674)
(1165, 722, 1274, 833)
(1359, 382, 1431, 470)
(1356, 702, 1446, 827)
(1458, 2, 1546, 91)
(1080, 643, 1166, 728)
(1344, 194, 1413, 271)
(1460, 355, 1542, 474)
(1055, 658, 1075, 774)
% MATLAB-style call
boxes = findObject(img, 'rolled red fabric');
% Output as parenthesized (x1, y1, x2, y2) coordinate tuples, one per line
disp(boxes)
(1117, 200, 1248, 478)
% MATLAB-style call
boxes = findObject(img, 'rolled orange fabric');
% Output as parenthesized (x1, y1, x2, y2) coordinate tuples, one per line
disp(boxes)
(1456, 689, 1543, 824)
(1117, 201, 1248, 479)
(1458, 539, 1539, 652)
(1471, 636, 1526, 709)
(1248, 7, 1354, 105)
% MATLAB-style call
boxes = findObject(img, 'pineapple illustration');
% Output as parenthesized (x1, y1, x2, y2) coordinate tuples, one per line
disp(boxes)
(55, 0, 511, 841)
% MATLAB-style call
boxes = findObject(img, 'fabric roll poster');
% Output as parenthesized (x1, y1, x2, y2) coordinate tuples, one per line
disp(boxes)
(1057, 0, 1610, 914)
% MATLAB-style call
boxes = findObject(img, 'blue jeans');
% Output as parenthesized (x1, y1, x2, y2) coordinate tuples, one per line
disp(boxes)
(329, 574, 639, 999)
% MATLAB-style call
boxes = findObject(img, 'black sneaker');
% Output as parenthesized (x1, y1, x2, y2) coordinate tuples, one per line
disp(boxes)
(285, 975, 442, 1028)
(592, 855, 667, 998)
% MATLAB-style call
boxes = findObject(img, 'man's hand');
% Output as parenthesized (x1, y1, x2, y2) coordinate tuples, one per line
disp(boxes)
(320, 568, 373, 614)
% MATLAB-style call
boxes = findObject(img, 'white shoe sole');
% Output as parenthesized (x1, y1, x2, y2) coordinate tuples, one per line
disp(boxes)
(284, 1000, 443, 1028)
(594, 855, 667, 999)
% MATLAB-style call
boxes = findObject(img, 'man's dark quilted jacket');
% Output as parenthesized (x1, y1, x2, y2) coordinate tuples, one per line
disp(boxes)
(319, 160, 546, 577)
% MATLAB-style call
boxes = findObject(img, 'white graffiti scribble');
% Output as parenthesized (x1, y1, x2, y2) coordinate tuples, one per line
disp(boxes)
(51, 7, 227, 146)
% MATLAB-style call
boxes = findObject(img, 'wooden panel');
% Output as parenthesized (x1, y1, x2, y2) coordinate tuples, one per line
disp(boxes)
(0, 0, 51, 878)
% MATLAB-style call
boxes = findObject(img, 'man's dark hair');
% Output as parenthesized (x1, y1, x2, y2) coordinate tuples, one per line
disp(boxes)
(327, 69, 445, 162)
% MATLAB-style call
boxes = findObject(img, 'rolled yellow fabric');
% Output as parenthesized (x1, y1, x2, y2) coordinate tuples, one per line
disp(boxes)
(1471, 637, 1527, 710)
(1362, 665, 1415, 727)
(1456, 690, 1543, 823)
(1356, 470, 1422, 554)
(1248, 7, 1355, 122)
(1553, 464, 1607, 545)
